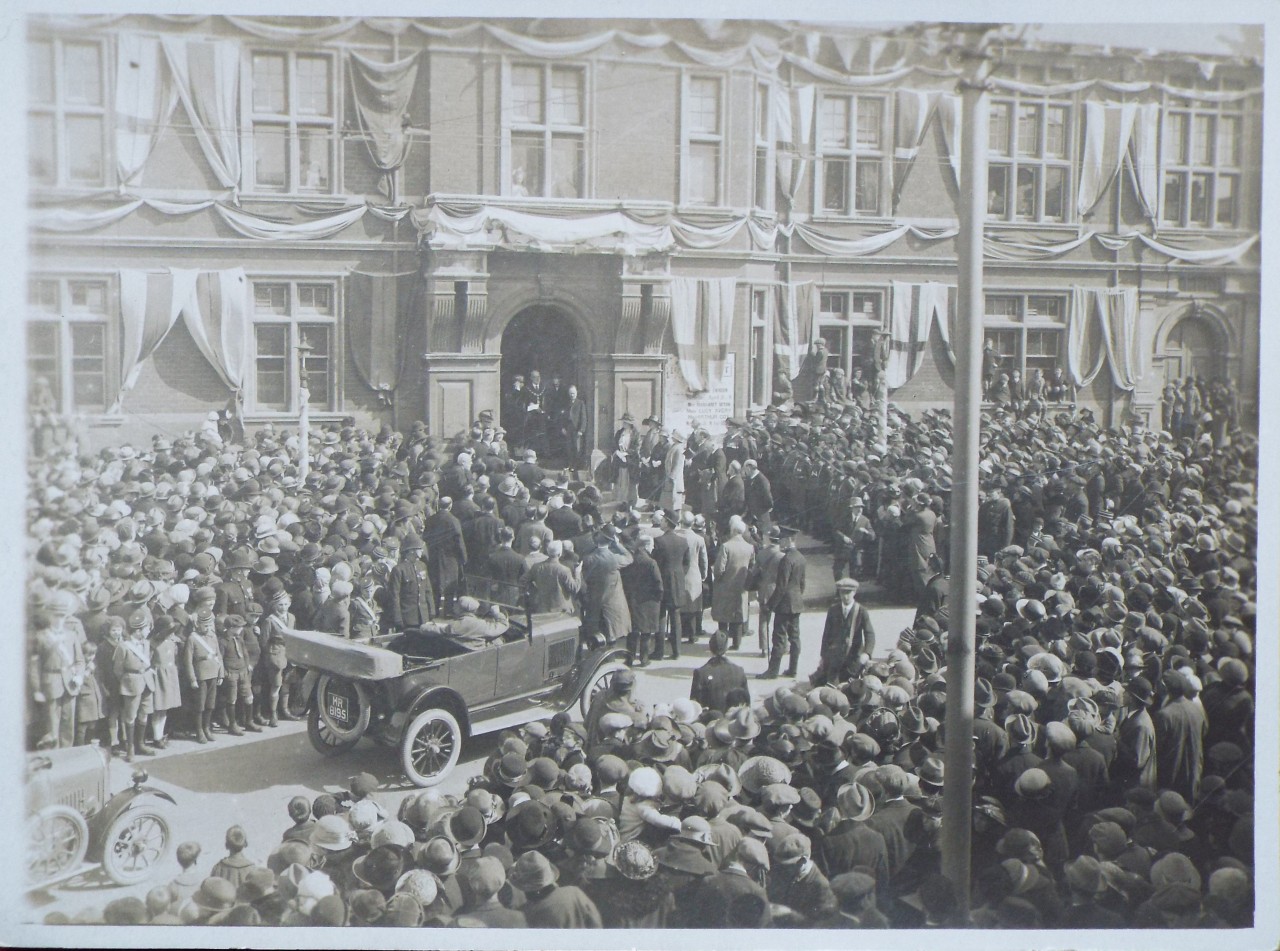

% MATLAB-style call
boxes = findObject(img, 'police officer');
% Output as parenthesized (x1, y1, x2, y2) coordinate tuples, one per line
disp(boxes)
(387, 531, 435, 632)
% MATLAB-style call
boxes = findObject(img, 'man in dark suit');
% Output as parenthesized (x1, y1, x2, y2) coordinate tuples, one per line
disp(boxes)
(811, 577, 875, 686)
(386, 532, 435, 632)
(717, 460, 746, 533)
(690, 630, 749, 712)
(463, 496, 504, 570)
(652, 515, 691, 661)
(562, 385, 588, 478)
(546, 493, 584, 540)
(516, 450, 547, 490)
(742, 459, 774, 538)
(484, 527, 527, 605)
(620, 533, 663, 667)
(760, 526, 805, 679)
(423, 498, 468, 615)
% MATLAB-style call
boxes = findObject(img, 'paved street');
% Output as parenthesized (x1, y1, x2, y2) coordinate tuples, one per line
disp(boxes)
(24, 539, 914, 923)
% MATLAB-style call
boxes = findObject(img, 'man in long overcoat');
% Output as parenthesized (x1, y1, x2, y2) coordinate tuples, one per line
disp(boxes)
(711, 517, 754, 650)
(580, 528, 633, 648)
(811, 578, 876, 686)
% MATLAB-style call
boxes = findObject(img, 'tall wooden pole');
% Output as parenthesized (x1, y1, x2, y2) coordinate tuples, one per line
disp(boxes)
(941, 68, 990, 918)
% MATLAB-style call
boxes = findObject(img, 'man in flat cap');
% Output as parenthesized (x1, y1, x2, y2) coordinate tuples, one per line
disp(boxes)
(812, 577, 876, 687)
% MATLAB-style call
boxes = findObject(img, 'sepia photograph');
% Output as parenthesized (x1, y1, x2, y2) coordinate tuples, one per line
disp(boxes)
(2, 3, 1276, 948)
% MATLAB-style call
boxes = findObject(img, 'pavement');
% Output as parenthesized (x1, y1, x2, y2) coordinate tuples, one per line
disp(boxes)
(22, 530, 915, 923)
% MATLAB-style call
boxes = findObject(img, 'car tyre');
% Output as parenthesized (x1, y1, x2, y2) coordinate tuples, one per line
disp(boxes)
(315, 674, 371, 741)
(27, 804, 89, 887)
(100, 804, 173, 886)
(400, 708, 463, 788)
(307, 706, 361, 756)
(579, 661, 630, 719)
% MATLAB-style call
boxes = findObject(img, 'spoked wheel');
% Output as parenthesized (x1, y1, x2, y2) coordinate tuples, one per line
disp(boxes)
(27, 805, 89, 887)
(580, 662, 629, 718)
(101, 806, 172, 886)
(399, 708, 462, 788)
(307, 706, 361, 756)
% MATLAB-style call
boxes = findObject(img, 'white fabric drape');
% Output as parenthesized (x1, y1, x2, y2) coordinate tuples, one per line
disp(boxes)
(1127, 103, 1162, 222)
(670, 277, 737, 393)
(162, 38, 242, 190)
(182, 268, 250, 392)
(774, 84, 816, 211)
(887, 281, 953, 387)
(773, 282, 817, 381)
(936, 94, 962, 188)
(348, 51, 421, 173)
(1068, 286, 1142, 391)
(214, 203, 368, 241)
(115, 34, 178, 186)
(1067, 287, 1110, 388)
(1078, 102, 1138, 216)
(920, 282, 955, 364)
(115, 268, 199, 408)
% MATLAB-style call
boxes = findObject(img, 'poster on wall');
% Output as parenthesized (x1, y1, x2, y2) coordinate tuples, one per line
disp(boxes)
(665, 354, 735, 436)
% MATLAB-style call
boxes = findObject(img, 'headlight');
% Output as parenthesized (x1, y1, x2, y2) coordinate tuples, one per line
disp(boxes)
(131, 768, 149, 786)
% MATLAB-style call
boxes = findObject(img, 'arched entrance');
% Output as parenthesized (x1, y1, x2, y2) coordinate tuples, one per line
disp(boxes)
(500, 305, 584, 463)
(1161, 314, 1224, 384)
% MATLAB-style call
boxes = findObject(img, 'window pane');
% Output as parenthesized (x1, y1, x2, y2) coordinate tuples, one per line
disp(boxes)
(299, 325, 331, 409)
(985, 296, 1021, 319)
(1017, 104, 1041, 157)
(852, 293, 880, 319)
(1016, 165, 1038, 218)
(548, 135, 583, 199)
(28, 115, 56, 184)
(1044, 166, 1066, 220)
(296, 284, 333, 316)
(820, 293, 847, 318)
(295, 55, 332, 117)
(821, 96, 849, 148)
(687, 142, 719, 205)
(1165, 112, 1188, 165)
(989, 102, 1011, 154)
(688, 78, 720, 135)
(756, 85, 770, 142)
(750, 325, 767, 405)
(819, 325, 848, 370)
(1217, 115, 1241, 166)
(984, 329, 1019, 360)
(754, 146, 770, 208)
(298, 127, 331, 191)
(1216, 174, 1237, 225)
(855, 160, 880, 214)
(28, 41, 54, 105)
(1045, 106, 1068, 158)
(253, 125, 287, 190)
(63, 43, 102, 106)
(253, 54, 287, 113)
(1192, 115, 1214, 165)
(987, 165, 1009, 217)
(511, 66, 543, 123)
(1163, 172, 1184, 224)
(822, 157, 849, 213)
(29, 280, 59, 312)
(510, 133, 545, 197)
(70, 323, 106, 411)
(255, 325, 289, 411)
(856, 98, 882, 149)
(27, 323, 60, 403)
(69, 282, 106, 313)
(1027, 296, 1063, 321)
(549, 68, 582, 125)
(1026, 329, 1060, 357)
(254, 283, 289, 315)
(65, 116, 103, 183)
(1189, 172, 1211, 224)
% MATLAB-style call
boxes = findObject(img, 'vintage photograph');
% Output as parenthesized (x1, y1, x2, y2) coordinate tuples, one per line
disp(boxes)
(6, 8, 1275, 948)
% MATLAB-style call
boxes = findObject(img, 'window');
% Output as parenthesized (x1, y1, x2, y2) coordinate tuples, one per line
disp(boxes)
(251, 280, 337, 413)
(506, 63, 585, 199)
(815, 93, 887, 216)
(982, 292, 1067, 395)
(28, 38, 107, 187)
(27, 277, 111, 413)
(1161, 97, 1244, 228)
(682, 75, 723, 206)
(749, 288, 771, 406)
(817, 289, 884, 381)
(249, 52, 336, 194)
(988, 95, 1072, 222)
(753, 83, 775, 211)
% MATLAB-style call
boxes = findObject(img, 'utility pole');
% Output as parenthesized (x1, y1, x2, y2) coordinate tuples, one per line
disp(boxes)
(297, 340, 313, 483)
(942, 25, 995, 922)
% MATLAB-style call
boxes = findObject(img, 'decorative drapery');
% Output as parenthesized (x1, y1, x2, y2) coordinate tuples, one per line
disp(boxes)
(161, 37, 242, 191)
(892, 90, 962, 198)
(773, 281, 817, 380)
(348, 51, 421, 175)
(115, 34, 178, 186)
(182, 268, 251, 393)
(773, 83, 816, 212)
(887, 281, 954, 388)
(346, 269, 418, 395)
(1067, 286, 1143, 391)
(1078, 101, 1138, 216)
(114, 268, 199, 409)
(1127, 103, 1162, 222)
(670, 277, 737, 393)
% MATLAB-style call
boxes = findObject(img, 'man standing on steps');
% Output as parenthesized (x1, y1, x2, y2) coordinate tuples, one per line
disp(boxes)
(759, 527, 806, 680)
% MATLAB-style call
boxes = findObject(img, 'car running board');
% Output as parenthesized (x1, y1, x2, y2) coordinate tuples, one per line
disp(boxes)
(467, 696, 570, 737)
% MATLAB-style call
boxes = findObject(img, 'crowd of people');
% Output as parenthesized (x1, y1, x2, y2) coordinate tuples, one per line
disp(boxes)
(25, 360, 1258, 928)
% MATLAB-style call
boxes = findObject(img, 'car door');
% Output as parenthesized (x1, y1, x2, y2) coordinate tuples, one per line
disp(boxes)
(445, 644, 499, 706)
(496, 636, 541, 697)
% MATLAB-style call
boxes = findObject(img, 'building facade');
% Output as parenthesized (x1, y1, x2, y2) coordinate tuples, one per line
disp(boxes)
(27, 17, 1262, 452)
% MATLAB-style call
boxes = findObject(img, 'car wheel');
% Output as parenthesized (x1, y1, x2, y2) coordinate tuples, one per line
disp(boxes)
(580, 662, 630, 719)
(307, 706, 361, 756)
(315, 674, 371, 741)
(400, 708, 462, 788)
(100, 804, 172, 886)
(27, 804, 89, 887)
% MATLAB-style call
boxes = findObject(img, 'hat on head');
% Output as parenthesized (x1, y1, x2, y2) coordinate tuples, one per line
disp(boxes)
(351, 845, 406, 893)
(508, 850, 559, 892)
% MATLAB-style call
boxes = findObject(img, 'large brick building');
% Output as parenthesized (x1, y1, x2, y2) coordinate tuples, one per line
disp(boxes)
(26, 17, 1261, 451)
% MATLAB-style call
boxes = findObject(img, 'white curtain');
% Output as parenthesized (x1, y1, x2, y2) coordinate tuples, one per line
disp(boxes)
(774, 83, 816, 211)
(115, 268, 199, 408)
(1077, 102, 1137, 216)
(162, 38, 242, 190)
(215, 203, 368, 241)
(887, 281, 953, 386)
(182, 268, 250, 392)
(936, 94, 962, 188)
(1068, 287, 1142, 390)
(1068, 287, 1109, 388)
(670, 277, 737, 393)
(115, 34, 178, 186)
